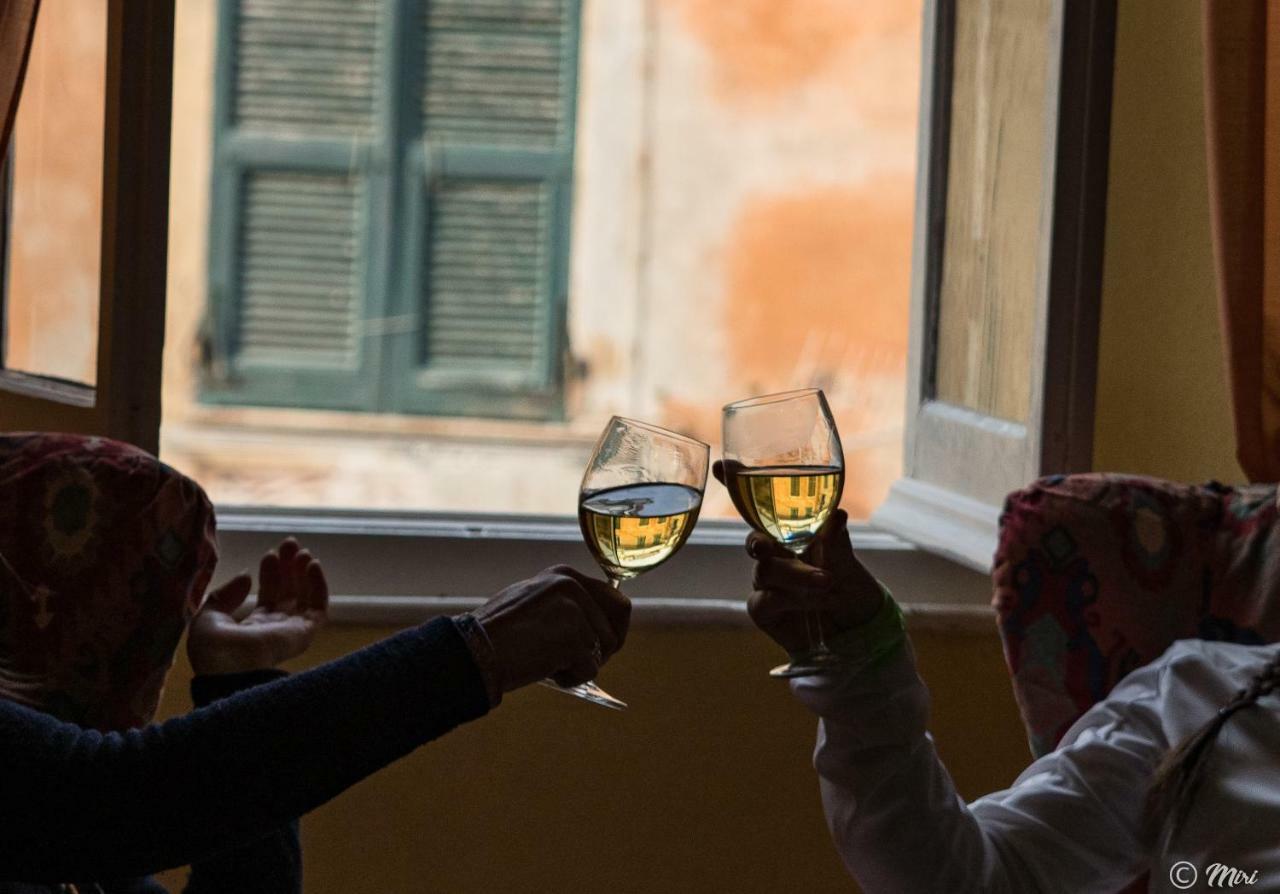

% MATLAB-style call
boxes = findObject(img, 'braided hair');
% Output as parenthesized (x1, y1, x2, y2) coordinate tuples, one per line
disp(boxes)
(0, 658, 47, 710)
(1145, 649, 1280, 849)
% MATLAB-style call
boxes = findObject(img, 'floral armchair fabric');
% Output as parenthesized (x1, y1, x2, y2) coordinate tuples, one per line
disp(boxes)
(994, 473, 1280, 758)
(0, 432, 217, 731)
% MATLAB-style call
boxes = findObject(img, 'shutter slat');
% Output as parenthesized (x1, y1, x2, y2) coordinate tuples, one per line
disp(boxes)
(423, 181, 547, 370)
(428, 0, 563, 26)
(421, 0, 571, 148)
(234, 0, 380, 136)
(237, 172, 363, 368)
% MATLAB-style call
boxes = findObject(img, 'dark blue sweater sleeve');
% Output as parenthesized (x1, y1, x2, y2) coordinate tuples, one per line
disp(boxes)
(0, 617, 489, 885)
(183, 668, 300, 894)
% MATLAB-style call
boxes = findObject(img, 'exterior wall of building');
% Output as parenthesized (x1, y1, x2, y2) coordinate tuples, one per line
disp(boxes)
(563, 0, 918, 519)
(3, 1, 106, 386)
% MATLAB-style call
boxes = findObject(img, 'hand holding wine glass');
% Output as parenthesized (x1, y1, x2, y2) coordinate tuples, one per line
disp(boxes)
(719, 388, 849, 677)
(471, 565, 629, 692)
(540, 416, 708, 709)
(727, 506, 884, 656)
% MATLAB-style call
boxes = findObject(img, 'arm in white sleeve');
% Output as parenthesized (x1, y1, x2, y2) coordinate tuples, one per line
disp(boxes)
(791, 636, 1167, 894)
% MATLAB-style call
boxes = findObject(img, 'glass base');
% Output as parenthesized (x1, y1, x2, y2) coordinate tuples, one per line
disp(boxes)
(769, 649, 849, 679)
(537, 678, 628, 710)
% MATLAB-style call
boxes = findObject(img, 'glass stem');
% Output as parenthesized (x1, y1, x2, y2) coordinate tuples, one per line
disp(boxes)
(811, 610, 830, 652)
(609, 577, 623, 590)
(790, 544, 830, 655)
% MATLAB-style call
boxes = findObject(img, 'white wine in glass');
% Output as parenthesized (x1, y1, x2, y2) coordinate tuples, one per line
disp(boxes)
(721, 388, 847, 678)
(540, 417, 709, 710)
(580, 483, 703, 579)
(723, 466, 844, 551)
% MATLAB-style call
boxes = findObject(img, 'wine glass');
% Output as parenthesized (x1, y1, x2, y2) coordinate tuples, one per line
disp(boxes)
(539, 416, 709, 710)
(721, 388, 846, 677)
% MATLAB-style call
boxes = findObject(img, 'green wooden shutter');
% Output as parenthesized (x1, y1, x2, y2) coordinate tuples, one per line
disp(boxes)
(204, 0, 390, 410)
(385, 0, 580, 420)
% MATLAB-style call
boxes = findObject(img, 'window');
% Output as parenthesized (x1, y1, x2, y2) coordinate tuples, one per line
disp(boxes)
(871, 0, 1116, 569)
(0, 0, 171, 450)
(1, 0, 106, 389)
(2, 0, 1116, 592)
(202, 0, 580, 420)
(164, 0, 922, 524)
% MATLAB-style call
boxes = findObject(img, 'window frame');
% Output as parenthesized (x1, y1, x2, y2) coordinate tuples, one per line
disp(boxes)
(202, 0, 1121, 612)
(871, 0, 1117, 571)
(2, 0, 1056, 623)
(0, 143, 10, 365)
(0, 0, 174, 454)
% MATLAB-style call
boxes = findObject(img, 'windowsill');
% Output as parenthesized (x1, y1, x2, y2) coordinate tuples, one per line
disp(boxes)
(214, 505, 997, 633)
(164, 401, 603, 449)
(165, 404, 604, 445)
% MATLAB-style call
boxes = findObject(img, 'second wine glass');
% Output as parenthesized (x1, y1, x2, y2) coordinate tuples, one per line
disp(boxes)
(721, 388, 846, 678)
(540, 416, 709, 710)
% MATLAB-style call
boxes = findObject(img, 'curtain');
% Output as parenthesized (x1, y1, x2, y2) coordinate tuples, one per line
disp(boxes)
(0, 0, 40, 161)
(1204, 0, 1280, 482)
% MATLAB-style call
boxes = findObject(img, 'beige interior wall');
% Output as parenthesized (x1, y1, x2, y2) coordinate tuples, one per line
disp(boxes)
(154, 622, 1027, 894)
(1092, 0, 1243, 484)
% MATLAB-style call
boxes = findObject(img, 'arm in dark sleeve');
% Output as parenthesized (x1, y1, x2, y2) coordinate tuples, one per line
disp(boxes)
(0, 616, 489, 884)
(181, 669, 300, 894)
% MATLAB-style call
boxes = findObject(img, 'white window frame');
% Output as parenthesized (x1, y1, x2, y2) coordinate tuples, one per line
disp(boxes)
(872, 0, 1116, 571)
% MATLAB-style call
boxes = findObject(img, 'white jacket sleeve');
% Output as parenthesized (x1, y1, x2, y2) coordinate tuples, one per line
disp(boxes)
(791, 639, 1168, 894)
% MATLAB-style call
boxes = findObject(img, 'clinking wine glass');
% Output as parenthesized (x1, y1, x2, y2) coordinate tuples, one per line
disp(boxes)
(538, 416, 709, 710)
(721, 388, 847, 678)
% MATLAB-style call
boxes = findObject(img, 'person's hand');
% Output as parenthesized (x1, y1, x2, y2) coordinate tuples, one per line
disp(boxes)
(712, 460, 883, 654)
(471, 565, 630, 691)
(187, 538, 330, 676)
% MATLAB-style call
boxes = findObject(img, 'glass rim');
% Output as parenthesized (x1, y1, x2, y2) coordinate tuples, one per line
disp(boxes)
(721, 387, 824, 412)
(607, 416, 710, 452)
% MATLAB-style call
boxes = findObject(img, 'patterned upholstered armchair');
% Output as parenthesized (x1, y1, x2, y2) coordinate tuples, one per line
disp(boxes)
(994, 473, 1280, 757)
(993, 474, 1280, 891)
(0, 432, 217, 731)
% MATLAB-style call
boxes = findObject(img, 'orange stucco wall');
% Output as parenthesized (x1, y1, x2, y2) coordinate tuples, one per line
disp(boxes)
(4, 1, 105, 386)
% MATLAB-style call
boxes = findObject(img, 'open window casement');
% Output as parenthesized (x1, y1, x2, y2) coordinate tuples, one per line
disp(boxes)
(0, 1, 173, 455)
(871, 0, 1117, 571)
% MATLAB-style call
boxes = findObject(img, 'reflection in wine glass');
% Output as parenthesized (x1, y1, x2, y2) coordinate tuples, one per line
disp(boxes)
(721, 388, 847, 678)
(539, 416, 709, 710)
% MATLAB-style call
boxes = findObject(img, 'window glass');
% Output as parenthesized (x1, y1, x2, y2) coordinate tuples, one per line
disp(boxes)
(2, 1, 106, 387)
(162, 0, 919, 520)
(933, 0, 1051, 424)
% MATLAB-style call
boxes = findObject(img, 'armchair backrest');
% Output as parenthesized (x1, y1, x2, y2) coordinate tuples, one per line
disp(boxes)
(993, 474, 1280, 756)
(0, 433, 217, 730)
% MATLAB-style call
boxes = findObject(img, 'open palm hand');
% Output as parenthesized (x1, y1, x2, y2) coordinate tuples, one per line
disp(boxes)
(187, 538, 330, 676)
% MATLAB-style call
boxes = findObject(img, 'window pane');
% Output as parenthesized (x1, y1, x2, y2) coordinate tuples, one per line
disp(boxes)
(162, 0, 919, 520)
(2, 1, 106, 386)
(933, 0, 1051, 424)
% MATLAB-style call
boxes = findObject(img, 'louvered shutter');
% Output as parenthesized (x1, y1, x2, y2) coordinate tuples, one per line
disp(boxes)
(204, 0, 387, 410)
(386, 0, 580, 419)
